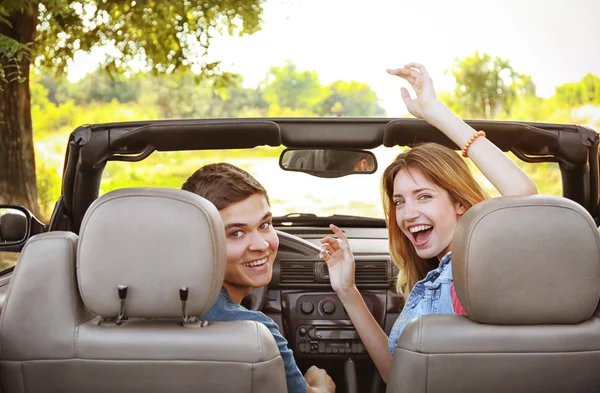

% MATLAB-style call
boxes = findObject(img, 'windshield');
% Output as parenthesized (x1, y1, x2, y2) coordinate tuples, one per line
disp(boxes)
(100, 147, 562, 219)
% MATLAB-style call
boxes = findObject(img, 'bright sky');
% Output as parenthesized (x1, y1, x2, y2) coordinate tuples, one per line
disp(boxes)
(68, 0, 600, 116)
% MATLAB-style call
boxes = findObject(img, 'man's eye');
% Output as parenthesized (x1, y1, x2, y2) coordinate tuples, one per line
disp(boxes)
(230, 230, 244, 239)
(259, 222, 271, 230)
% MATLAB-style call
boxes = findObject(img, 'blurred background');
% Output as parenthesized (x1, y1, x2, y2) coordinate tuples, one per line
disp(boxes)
(1, 0, 599, 222)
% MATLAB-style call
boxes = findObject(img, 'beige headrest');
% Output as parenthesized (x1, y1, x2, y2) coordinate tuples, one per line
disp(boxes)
(452, 195, 600, 325)
(77, 188, 226, 318)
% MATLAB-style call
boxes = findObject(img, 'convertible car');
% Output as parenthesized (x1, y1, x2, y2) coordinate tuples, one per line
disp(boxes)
(0, 118, 599, 393)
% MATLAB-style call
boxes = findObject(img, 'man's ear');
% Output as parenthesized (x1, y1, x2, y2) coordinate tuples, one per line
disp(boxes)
(355, 159, 368, 171)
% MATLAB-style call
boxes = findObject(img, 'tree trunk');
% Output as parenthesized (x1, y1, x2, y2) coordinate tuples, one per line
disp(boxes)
(0, 8, 39, 216)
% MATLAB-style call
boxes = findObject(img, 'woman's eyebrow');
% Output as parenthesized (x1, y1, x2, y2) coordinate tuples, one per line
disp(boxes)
(392, 187, 435, 198)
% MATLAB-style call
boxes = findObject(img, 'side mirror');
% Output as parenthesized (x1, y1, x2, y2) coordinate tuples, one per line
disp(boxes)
(279, 148, 378, 178)
(0, 205, 46, 252)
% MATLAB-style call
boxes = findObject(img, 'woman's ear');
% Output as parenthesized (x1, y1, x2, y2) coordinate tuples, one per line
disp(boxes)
(455, 202, 468, 216)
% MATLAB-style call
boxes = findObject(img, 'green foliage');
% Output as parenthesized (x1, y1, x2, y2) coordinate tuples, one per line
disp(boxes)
(35, 160, 61, 219)
(441, 51, 600, 200)
(445, 52, 536, 119)
(29, 53, 599, 220)
(262, 61, 385, 117)
(263, 62, 326, 111)
(35, 0, 264, 85)
(554, 73, 600, 107)
(56, 69, 142, 105)
(0, 34, 31, 88)
(316, 81, 386, 117)
(36, 60, 386, 119)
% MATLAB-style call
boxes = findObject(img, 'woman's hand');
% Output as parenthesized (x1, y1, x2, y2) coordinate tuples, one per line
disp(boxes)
(386, 63, 438, 119)
(320, 224, 357, 300)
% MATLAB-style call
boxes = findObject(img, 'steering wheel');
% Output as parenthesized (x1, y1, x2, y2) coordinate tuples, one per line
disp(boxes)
(241, 285, 268, 311)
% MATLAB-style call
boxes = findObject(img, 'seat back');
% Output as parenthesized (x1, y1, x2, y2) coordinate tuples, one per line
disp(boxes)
(387, 195, 600, 393)
(0, 188, 287, 393)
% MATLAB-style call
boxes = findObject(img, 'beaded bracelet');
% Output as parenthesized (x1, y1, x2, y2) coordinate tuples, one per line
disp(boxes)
(461, 131, 486, 158)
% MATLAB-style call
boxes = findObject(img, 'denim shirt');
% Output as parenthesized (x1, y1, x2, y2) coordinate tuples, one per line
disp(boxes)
(201, 288, 307, 393)
(388, 252, 455, 355)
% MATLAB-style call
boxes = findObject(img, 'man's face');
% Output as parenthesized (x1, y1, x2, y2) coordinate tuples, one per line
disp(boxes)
(219, 193, 279, 300)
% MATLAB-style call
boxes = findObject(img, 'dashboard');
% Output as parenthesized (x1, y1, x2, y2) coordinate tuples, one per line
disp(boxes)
(265, 227, 403, 363)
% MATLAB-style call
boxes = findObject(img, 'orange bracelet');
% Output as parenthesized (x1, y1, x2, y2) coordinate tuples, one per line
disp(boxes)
(461, 131, 486, 158)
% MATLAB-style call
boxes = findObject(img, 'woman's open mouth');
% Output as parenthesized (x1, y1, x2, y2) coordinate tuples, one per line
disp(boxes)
(409, 225, 433, 247)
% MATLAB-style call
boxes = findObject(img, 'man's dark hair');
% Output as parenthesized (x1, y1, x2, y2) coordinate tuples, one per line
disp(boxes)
(182, 163, 269, 210)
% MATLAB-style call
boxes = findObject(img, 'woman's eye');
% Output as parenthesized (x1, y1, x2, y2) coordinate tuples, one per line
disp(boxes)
(230, 230, 244, 239)
(418, 194, 432, 201)
(393, 200, 404, 207)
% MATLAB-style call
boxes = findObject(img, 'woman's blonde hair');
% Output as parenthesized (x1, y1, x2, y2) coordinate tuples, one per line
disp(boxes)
(381, 143, 489, 299)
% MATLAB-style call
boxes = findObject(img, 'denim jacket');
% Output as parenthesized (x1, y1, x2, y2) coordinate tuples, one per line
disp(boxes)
(388, 252, 455, 355)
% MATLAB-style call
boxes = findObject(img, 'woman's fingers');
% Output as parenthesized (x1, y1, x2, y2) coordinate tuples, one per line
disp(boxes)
(321, 236, 341, 250)
(401, 87, 413, 102)
(404, 62, 427, 73)
(329, 224, 350, 246)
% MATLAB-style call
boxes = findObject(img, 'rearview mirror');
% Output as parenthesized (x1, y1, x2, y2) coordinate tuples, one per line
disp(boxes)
(279, 148, 377, 178)
(0, 205, 45, 252)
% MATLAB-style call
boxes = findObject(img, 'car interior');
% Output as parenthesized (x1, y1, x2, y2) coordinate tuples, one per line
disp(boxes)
(0, 117, 599, 392)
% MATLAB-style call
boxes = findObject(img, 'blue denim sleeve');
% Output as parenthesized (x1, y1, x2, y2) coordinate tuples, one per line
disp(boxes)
(256, 315, 308, 393)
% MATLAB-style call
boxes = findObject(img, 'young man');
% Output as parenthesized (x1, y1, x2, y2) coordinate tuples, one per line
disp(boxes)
(182, 163, 336, 393)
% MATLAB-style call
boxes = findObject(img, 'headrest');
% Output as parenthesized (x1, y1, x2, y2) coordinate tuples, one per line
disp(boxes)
(77, 188, 226, 318)
(0, 213, 27, 241)
(452, 195, 600, 325)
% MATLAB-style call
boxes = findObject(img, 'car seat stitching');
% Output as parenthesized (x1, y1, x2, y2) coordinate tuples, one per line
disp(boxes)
(21, 360, 27, 393)
(68, 234, 81, 358)
(418, 316, 423, 352)
(257, 321, 264, 360)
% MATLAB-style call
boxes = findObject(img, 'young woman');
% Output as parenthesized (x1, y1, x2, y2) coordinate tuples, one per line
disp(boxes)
(319, 63, 538, 383)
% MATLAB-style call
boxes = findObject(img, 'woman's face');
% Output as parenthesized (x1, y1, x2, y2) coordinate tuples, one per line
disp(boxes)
(393, 168, 467, 260)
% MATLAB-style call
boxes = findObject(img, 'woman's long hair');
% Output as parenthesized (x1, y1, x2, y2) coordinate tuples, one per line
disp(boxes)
(381, 143, 489, 299)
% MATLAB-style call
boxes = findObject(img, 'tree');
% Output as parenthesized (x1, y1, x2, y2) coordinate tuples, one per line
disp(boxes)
(0, 0, 264, 214)
(444, 52, 536, 119)
(555, 73, 600, 108)
(263, 61, 326, 111)
(316, 80, 385, 117)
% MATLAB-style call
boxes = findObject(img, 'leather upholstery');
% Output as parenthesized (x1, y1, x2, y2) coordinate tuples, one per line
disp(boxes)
(78, 188, 227, 318)
(0, 188, 287, 393)
(452, 195, 600, 324)
(387, 195, 600, 393)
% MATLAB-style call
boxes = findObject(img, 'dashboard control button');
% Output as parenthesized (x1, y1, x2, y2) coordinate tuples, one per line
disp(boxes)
(321, 301, 336, 314)
(299, 327, 307, 336)
(301, 302, 314, 314)
(299, 342, 306, 353)
(357, 343, 364, 353)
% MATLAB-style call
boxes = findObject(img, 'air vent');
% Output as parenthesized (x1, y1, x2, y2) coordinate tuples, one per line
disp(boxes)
(281, 261, 315, 284)
(355, 261, 388, 284)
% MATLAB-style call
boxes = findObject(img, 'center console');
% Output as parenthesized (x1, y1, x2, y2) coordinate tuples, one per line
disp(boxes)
(282, 291, 386, 358)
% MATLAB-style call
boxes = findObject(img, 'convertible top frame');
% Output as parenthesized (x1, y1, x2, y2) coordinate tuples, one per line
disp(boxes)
(52, 118, 599, 233)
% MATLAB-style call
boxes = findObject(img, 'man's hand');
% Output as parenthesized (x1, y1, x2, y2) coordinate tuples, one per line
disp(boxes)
(305, 366, 336, 393)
